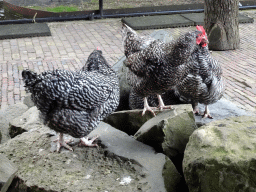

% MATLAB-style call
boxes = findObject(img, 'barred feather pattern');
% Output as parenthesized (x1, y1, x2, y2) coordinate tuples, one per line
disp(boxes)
(122, 23, 155, 58)
(174, 45, 225, 106)
(123, 26, 202, 100)
(22, 50, 120, 138)
(122, 25, 224, 110)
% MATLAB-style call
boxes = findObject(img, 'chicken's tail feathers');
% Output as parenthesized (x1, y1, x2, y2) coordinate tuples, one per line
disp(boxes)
(22, 69, 37, 81)
(22, 69, 39, 90)
(121, 22, 136, 44)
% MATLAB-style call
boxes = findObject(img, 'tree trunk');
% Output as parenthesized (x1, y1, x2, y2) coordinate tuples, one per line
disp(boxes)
(204, 0, 240, 50)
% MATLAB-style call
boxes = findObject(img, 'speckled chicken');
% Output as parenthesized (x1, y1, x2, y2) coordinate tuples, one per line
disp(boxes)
(174, 26, 225, 118)
(22, 49, 120, 151)
(122, 24, 207, 116)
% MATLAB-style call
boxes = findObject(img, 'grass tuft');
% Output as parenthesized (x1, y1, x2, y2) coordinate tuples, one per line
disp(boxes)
(46, 5, 79, 12)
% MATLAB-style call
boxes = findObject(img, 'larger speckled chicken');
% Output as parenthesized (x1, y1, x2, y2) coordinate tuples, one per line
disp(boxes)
(122, 24, 206, 116)
(22, 49, 120, 151)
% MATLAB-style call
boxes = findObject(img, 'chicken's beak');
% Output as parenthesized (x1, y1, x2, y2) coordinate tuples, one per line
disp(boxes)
(203, 36, 209, 44)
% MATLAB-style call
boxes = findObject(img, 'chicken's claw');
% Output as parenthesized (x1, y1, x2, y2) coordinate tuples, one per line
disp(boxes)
(80, 136, 99, 147)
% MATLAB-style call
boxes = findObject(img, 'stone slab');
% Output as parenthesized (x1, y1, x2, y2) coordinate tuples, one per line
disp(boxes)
(122, 14, 194, 30)
(180, 13, 204, 26)
(195, 98, 255, 127)
(181, 13, 254, 26)
(0, 154, 17, 192)
(238, 13, 254, 23)
(88, 122, 183, 192)
(122, 13, 254, 30)
(0, 23, 51, 39)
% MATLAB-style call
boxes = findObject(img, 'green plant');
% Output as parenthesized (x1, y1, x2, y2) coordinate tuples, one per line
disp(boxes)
(46, 5, 79, 12)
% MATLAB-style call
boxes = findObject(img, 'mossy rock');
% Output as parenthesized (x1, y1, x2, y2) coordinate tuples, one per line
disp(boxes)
(183, 116, 256, 192)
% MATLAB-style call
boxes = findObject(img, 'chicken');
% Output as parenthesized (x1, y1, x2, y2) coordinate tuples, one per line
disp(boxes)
(122, 24, 206, 116)
(22, 49, 120, 152)
(174, 26, 225, 118)
(122, 24, 155, 58)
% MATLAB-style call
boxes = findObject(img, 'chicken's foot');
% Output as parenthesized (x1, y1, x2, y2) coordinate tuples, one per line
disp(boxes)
(192, 102, 201, 116)
(157, 94, 173, 111)
(202, 105, 213, 119)
(80, 135, 99, 147)
(54, 133, 73, 152)
(142, 97, 157, 116)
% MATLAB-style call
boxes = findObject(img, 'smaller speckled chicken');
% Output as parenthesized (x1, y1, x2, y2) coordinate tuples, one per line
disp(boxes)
(174, 26, 225, 118)
(22, 49, 120, 152)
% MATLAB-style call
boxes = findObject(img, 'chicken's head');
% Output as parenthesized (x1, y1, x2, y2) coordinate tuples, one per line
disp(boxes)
(196, 25, 208, 47)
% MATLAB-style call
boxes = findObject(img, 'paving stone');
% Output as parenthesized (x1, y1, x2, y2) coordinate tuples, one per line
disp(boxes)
(0, 12, 255, 111)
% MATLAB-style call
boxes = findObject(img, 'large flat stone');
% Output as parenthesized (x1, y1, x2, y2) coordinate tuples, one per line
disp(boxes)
(195, 98, 255, 127)
(104, 104, 193, 135)
(181, 13, 254, 26)
(0, 121, 184, 192)
(122, 13, 254, 30)
(0, 23, 51, 39)
(89, 122, 185, 192)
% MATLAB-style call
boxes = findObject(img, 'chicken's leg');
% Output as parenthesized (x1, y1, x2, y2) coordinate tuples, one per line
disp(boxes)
(54, 133, 73, 152)
(192, 102, 201, 115)
(202, 105, 213, 119)
(157, 94, 173, 111)
(142, 97, 157, 116)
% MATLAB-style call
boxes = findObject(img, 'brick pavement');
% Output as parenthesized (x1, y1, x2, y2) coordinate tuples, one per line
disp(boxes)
(0, 11, 255, 112)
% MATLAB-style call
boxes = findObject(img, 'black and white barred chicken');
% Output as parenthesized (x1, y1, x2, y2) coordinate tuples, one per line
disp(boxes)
(123, 24, 224, 118)
(174, 26, 224, 118)
(122, 24, 208, 116)
(22, 49, 120, 152)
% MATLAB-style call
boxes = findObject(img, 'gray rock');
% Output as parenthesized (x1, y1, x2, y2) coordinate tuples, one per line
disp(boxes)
(89, 122, 185, 192)
(194, 98, 255, 127)
(0, 103, 28, 144)
(134, 105, 197, 174)
(105, 104, 193, 136)
(114, 57, 131, 111)
(183, 116, 256, 192)
(0, 120, 184, 192)
(9, 106, 42, 138)
(0, 154, 17, 192)
(104, 108, 156, 135)
(22, 94, 34, 108)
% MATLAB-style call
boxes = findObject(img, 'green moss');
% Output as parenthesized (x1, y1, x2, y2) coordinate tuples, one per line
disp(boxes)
(211, 147, 228, 158)
(213, 128, 223, 139)
(46, 5, 79, 12)
(25, 5, 80, 12)
(162, 157, 182, 191)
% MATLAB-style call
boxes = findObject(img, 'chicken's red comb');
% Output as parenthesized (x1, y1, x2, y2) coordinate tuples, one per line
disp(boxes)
(196, 25, 205, 35)
(96, 47, 101, 50)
